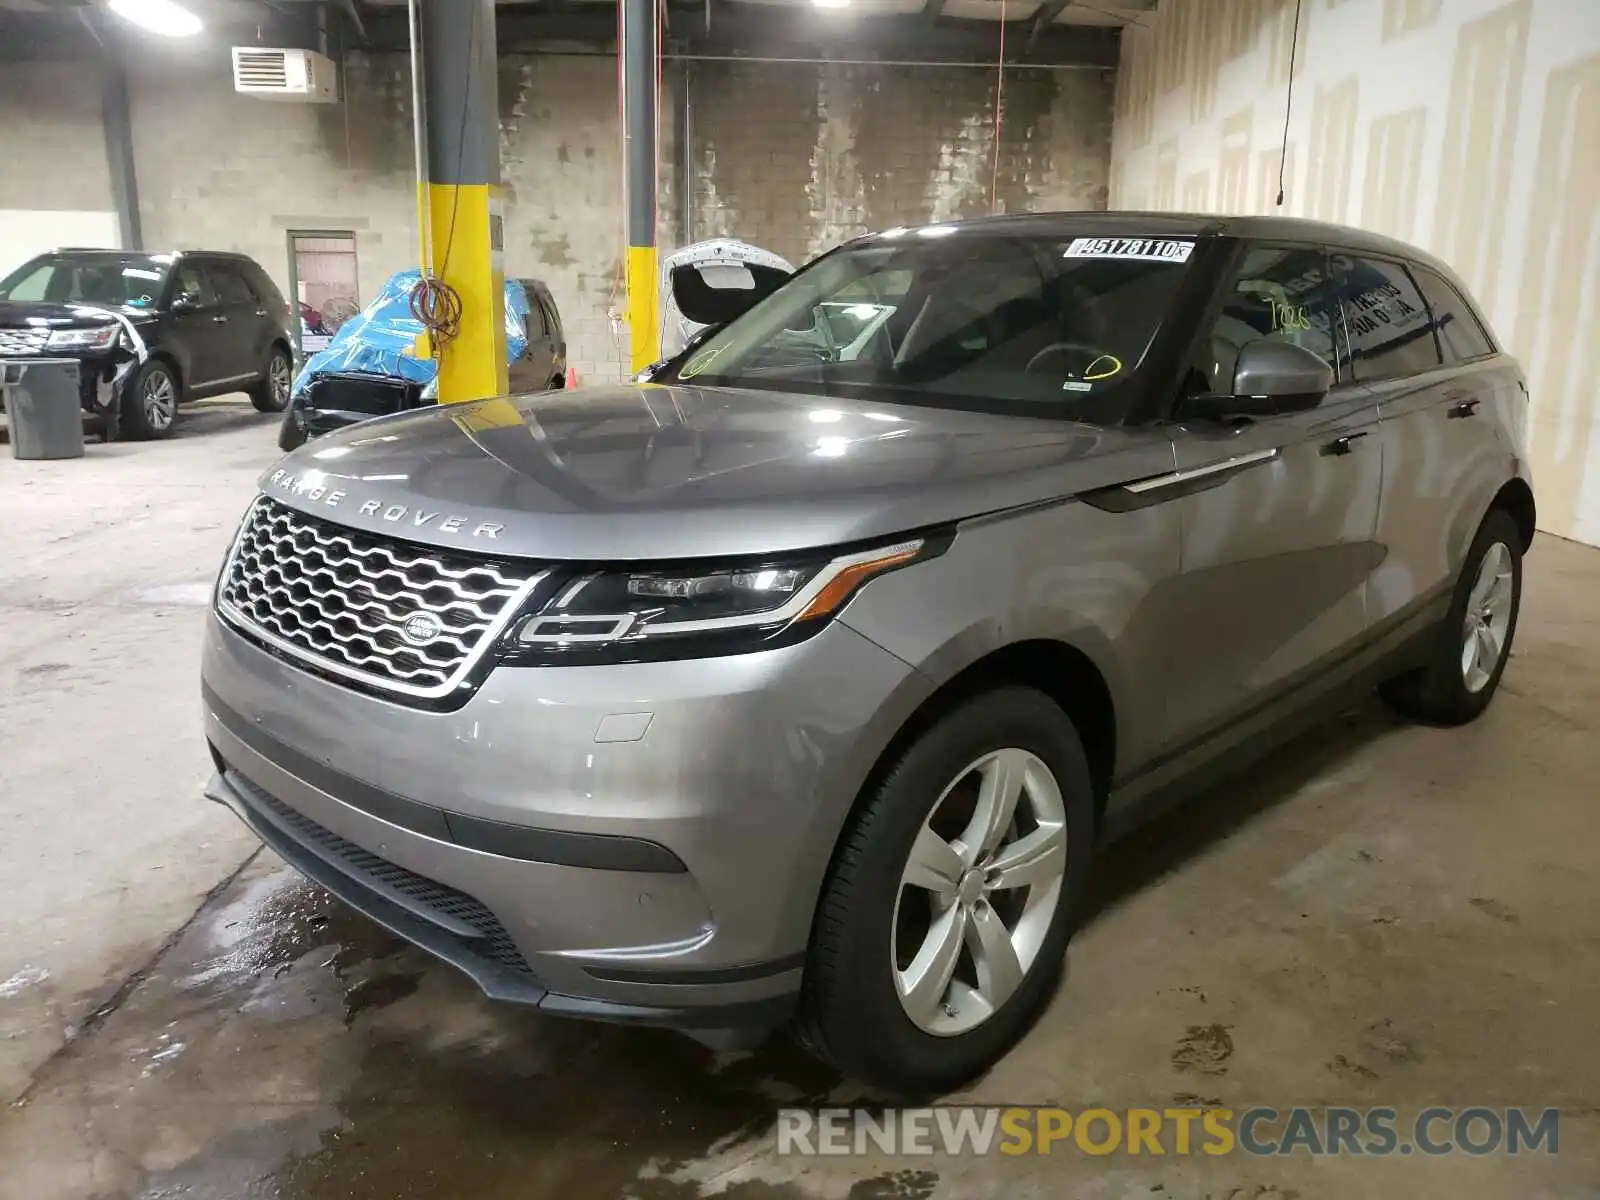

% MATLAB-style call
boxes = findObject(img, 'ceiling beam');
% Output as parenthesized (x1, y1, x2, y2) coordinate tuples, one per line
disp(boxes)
(1026, 0, 1075, 53)
(352, 4, 1119, 67)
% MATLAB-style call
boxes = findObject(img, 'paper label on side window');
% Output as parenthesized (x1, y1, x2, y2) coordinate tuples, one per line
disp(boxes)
(1064, 237, 1195, 263)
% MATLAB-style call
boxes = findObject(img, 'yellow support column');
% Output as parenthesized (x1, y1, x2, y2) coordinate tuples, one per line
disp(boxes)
(427, 184, 509, 401)
(623, 0, 659, 375)
(421, 0, 507, 406)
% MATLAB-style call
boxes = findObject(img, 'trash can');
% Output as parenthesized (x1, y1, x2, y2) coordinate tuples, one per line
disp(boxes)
(3, 359, 84, 461)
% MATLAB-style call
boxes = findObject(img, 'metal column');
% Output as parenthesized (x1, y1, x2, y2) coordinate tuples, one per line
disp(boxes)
(421, 0, 507, 404)
(673, 58, 694, 249)
(622, 0, 659, 375)
(101, 58, 142, 251)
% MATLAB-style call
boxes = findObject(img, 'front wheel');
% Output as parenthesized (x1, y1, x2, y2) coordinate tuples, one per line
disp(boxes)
(249, 346, 293, 413)
(799, 687, 1095, 1093)
(1380, 507, 1523, 725)
(120, 360, 179, 441)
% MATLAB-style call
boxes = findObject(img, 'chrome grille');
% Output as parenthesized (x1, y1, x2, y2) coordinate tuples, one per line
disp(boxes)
(0, 329, 49, 356)
(217, 496, 545, 699)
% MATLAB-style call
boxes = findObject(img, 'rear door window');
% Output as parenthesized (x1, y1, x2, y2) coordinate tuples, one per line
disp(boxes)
(1411, 266, 1496, 363)
(206, 264, 258, 307)
(1333, 256, 1443, 381)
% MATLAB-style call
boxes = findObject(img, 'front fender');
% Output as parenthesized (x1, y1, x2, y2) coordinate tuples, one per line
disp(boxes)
(839, 498, 1183, 781)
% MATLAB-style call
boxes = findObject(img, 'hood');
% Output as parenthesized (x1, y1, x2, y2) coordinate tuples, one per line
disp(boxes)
(261, 384, 1174, 561)
(0, 299, 152, 329)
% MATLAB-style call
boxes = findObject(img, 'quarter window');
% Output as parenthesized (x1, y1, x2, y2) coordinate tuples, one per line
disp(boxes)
(1333, 256, 1443, 380)
(1411, 266, 1495, 363)
(1190, 244, 1345, 395)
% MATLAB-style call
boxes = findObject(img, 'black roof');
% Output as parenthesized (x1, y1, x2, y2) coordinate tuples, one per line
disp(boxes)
(874, 210, 1464, 287)
(45, 248, 258, 262)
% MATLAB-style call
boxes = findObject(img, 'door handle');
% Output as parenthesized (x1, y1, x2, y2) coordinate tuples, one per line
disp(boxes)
(211, 314, 230, 324)
(1321, 431, 1370, 456)
(1447, 397, 1481, 419)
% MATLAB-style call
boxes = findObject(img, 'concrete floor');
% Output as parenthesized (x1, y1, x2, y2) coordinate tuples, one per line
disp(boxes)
(1, 412, 1597, 1199)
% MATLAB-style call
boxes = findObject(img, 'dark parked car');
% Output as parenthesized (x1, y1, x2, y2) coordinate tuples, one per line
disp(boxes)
(202, 213, 1533, 1092)
(278, 271, 566, 450)
(0, 248, 295, 440)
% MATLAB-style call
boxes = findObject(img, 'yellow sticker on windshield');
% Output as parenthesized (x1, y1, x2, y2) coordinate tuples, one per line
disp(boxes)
(1084, 354, 1124, 381)
(680, 344, 727, 379)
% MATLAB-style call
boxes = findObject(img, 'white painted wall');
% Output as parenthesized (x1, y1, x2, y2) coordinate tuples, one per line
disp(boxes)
(0, 210, 120, 276)
(1110, 0, 1600, 546)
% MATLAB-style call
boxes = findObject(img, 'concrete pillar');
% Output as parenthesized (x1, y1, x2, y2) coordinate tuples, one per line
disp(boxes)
(421, 0, 507, 403)
(622, 0, 659, 374)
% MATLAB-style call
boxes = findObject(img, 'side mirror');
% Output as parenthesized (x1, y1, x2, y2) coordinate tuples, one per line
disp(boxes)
(171, 293, 198, 312)
(1183, 340, 1333, 421)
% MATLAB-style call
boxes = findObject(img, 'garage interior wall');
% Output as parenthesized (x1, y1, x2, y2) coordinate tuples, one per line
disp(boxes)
(0, 62, 120, 271)
(0, 47, 1113, 386)
(1109, 0, 1600, 546)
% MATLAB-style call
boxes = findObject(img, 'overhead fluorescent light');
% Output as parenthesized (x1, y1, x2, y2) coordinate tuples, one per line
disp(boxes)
(108, 0, 203, 37)
(813, 0, 851, 7)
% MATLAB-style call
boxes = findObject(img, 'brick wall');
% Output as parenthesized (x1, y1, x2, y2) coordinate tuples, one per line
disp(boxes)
(1, 49, 1114, 384)
(0, 61, 112, 212)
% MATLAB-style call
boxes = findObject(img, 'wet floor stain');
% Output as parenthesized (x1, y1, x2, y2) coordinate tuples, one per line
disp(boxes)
(1468, 896, 1519, 924)
(843, 1170, 939, 1199)
(1359, 1019, 1421, 1066)
(1170, 1025, 1234, 1076)
(3, 860, 844, 1200)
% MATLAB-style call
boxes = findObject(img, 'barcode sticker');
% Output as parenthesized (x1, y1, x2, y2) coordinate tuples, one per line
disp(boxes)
(1064, 237, 1196, 263)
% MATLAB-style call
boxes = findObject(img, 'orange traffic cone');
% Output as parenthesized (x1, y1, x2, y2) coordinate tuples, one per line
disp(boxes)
(565, 367, 580, 390)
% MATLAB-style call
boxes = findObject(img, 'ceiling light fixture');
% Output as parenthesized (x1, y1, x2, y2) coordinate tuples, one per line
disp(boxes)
(812, 0, 852, 8)
(108, 0, 203, 37)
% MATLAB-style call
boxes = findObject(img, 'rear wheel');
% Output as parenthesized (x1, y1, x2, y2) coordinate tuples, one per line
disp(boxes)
(1380, 508, 1522, 725)
(799, 687, 1095, 1093)
(249, 345, 293, 413)
(119, 360, 179, 441)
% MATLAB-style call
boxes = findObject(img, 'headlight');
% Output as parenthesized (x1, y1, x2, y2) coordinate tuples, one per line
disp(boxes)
(504, 535, 945, 664)
(46, 325, 120, 351)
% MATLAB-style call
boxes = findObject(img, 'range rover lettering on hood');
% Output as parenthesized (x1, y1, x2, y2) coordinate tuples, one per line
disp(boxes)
(266, 469, 505, 539)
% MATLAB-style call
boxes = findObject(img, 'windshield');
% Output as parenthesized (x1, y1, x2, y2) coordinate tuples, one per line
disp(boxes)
(667, 231, 1197, 421)
(0, 254, 172, 309)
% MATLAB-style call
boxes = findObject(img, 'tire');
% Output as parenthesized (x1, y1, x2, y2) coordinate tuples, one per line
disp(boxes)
(277, 409, 308, 452)
(119, 359, 180, 441)
(799, 687, 1096, 1093)
(249, 345, 293, 413)
(1380, 507, 1523, 726)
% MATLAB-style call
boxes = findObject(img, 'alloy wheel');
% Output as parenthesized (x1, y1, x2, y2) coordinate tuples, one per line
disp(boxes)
(143, 370, 176, 431)
(270, 354, 292, 405)
(891, 748, 1067, 1037)
(1461, 541, 1514, 693)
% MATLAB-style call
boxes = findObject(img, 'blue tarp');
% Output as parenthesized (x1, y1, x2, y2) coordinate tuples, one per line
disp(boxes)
(289, 269, 531, 400)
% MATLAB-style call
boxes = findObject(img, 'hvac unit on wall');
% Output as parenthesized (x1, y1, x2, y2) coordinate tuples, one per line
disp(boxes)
(231, 48, 338, 102)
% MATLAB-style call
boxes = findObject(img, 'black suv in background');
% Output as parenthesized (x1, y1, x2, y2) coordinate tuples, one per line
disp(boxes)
(0, 248, 296, 440)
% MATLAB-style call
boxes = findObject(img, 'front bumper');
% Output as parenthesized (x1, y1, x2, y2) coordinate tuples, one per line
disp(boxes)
(201, 610, 931, 1027)
(0, 348, 128, 414)
(288, 371, 430, 441)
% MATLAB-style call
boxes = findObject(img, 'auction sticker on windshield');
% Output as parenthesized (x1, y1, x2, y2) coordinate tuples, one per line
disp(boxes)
(1064, 237, 1195, 263)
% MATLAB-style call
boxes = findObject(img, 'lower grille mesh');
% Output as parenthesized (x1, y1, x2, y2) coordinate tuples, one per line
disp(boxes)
(234, 773, 534, 977)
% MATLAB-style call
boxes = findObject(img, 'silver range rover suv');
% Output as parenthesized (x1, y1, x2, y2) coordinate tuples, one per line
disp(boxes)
(202, 213, 1535, 1092)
